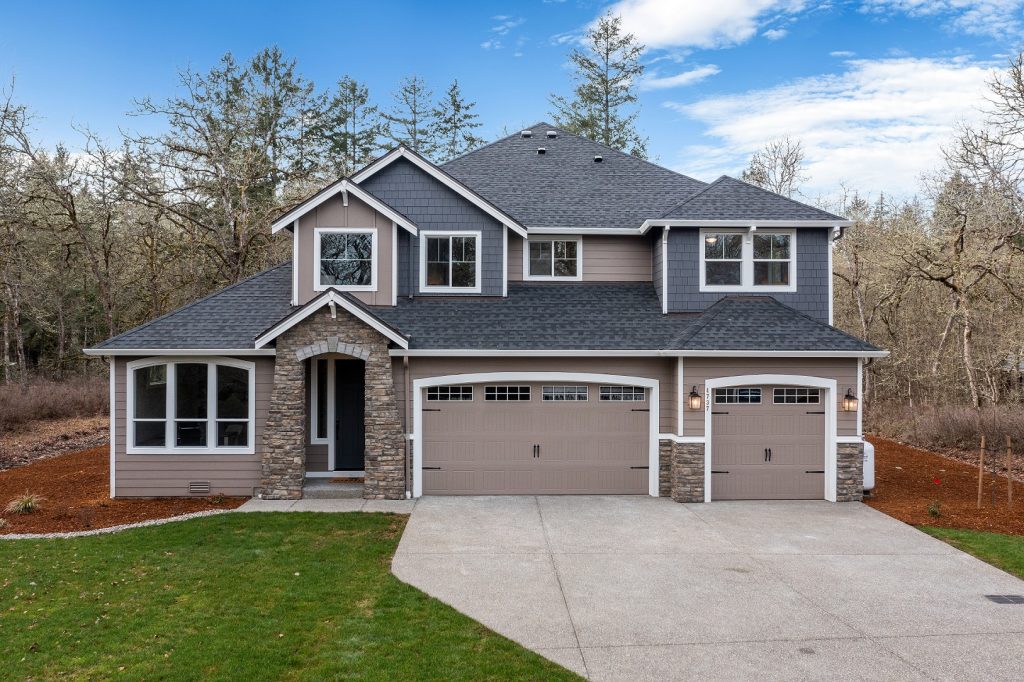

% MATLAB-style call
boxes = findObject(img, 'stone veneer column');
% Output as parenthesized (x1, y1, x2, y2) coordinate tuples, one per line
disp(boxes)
(260, 307, 406, 500)
(670, 442, 705, 503)
(658, 440, 673, 497)
(836, 442, 865, 502)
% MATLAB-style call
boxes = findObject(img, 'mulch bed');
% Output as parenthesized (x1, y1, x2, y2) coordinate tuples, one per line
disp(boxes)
(0, 446, 246, 535)
(865, 436, 1024, 535)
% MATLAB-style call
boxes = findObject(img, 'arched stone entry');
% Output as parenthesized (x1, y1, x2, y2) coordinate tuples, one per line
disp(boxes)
(260, 307, 405, 500)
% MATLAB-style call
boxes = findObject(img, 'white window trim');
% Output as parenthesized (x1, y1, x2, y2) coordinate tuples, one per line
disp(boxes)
(313, 227, 378, 293)
(418, 231, 483, 294)
(698, 228, 797, 294)
(523, 236, 584, 281)
(126, 357, 256, 455)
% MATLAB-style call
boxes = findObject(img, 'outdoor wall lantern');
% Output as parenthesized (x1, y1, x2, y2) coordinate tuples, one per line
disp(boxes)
(843, 388, 859, 412)
(688, 385, 703, 410)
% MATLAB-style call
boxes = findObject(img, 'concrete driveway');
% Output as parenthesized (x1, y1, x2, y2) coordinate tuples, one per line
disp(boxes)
(392, 496, 1024, 681)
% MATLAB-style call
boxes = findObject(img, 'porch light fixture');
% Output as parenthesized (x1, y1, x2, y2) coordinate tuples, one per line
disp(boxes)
(688, 385, 703, 410)
(843, 388, 859, 412)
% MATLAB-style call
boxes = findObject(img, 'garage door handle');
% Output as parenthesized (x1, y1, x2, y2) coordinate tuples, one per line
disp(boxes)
(422, 408, 442, 412)
(768, 447, 772, 462)
(712, 470, 729, 474)
(630, 466, 649, 470)
(631, 408, 650, 412)
(806, 411, 825, 415)
(423, 466, 442, 470)
(712, 411, 729, 415)
(764, 448, 768, 462)
(805, 470, 824, 474)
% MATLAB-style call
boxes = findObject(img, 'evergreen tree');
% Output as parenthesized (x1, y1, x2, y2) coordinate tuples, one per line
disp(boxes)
(549, 12, 647, 158)
(315, 76, 381, 175)
(431, 80, 485, 162)
(382, 75, 436, 156)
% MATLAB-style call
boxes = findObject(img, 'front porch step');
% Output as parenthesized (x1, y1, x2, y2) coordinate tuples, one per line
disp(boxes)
(302, 479, 363, 499)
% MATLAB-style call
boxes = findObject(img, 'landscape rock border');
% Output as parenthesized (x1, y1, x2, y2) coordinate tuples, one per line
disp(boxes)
(0, 508, 231, 540)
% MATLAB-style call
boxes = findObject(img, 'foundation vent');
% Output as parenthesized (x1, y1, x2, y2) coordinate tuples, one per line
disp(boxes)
(520, 129, 533, 138)
(188, 481, 211, 495)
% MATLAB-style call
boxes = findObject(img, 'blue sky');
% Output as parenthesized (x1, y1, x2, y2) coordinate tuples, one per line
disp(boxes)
(2, 0, 1021, 197)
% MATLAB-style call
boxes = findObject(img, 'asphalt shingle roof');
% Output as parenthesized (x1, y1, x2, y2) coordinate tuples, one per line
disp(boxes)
(94, 264, 294, 350)
(441, 122, 707, 230)
(660, 176, 847, 222)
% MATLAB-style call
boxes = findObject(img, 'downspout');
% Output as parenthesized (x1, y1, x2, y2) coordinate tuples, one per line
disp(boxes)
(404, 355, 412, 499)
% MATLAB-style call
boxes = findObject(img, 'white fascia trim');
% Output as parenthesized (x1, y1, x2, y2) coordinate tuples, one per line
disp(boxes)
(271, 179, 419, 235)
(412, 371, 660, 498)
(313, 227, 379, 293)
(292, 217, 300, 305)
(255, 290, 409, 350)
(522, 235, 584, 282)
(418, 230, 483, 294)
(352, 147, 528, 237)
(640, 219, 853, 233)
(109, 357, 116, 498)
(661, 227, 669, 314)
(704, 374, 838, 503)
(391, 222, 399, 307)
(529, 227, 642, 235)
(85, 348, 277, 357)
(388, 349, 889, 358)
(502, 226, 508, 297)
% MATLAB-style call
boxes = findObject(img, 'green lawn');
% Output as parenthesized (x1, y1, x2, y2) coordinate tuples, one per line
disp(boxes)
(921, 526, 1024, 580)
(0, 513, 579, 681)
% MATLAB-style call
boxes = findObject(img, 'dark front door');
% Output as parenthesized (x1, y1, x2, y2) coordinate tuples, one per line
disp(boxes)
(334, 359, 365, 471)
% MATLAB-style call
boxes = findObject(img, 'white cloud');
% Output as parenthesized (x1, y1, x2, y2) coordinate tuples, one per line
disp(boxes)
(830, 50, 856, 57)
(604, 0, 807, 49)
(640, 64, 722, 90)
(480, 40, 502, 50)
(860, 0, 1024, 38)
(491, 16, 525, 35)
(666, 57, 994, 195)
(762, 27, 788, 39)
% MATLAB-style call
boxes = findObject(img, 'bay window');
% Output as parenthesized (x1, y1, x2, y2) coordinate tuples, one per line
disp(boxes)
(315, 228, 376, 291)
(128, 358, 255, 454)
(526, 238, 580, 280)
(700, 229, 796, 292)
(420, 232, 481, 292)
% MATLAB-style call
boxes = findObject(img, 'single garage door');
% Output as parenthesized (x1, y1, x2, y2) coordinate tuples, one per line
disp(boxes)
(711, 386, 825, 500)
(422, 382, 649, 495)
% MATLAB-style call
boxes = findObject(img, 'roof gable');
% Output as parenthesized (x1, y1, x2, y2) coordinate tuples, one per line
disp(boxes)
(658, 176, 848, 224)
(442, 122, 706, 230)
(270, 178, 419, 235)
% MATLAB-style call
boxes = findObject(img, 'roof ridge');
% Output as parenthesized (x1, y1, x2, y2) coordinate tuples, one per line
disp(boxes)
(94, 262, 291, 349)
(718, 175, 847, 221)
(666, 296, 731, 349)
(757, 296, 880, 348)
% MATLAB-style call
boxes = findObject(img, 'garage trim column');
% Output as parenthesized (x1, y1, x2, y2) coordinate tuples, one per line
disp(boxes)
(411, 371, 660, 498)
(703, 374, 838, 503)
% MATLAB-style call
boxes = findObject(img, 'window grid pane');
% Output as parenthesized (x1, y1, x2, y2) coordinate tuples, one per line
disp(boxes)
(427, 386, 474, 401)
(320, 232, 373, 287)
(529, 241, 552, 277)
(773, 387, 820, 404)
(599, 386, 646, 401)
(753, 233, 791, 286)
(542, 386, 588, 401)
(704, 233, 743, 286)
(713, 388, 762, 404)
(484, 385, 531, 401)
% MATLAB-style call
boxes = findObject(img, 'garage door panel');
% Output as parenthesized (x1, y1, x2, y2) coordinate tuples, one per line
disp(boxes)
(711, 385, 826, 500)
(422, 381, 648, 495)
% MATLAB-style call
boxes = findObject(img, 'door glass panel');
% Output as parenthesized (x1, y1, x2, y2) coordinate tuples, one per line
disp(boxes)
(315, 359, 328, 439)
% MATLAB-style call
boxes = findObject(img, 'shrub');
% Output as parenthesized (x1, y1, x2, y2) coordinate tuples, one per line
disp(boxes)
(5, 492, 44, 514)
(0, 375, 108, 435)
(927, 500, 942, 518)
(867, 402, 1024, 452)
(0, 518, 8, 529)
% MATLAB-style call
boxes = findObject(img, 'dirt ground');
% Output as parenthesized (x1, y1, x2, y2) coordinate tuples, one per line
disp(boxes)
(0, 415, 109, 470)
(865, 436, 1024, 535)
(0, 446, 245, 535)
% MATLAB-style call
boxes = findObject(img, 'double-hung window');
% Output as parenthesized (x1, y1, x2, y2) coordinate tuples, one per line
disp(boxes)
(700, 229, 796, 292)
(421, 232, 481, 292)
(316, 228, 376, 291)
(526, 238, 580, 280)
(128, 358, 255, 454)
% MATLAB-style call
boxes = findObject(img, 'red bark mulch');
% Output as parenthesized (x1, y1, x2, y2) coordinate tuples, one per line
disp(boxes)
(865, 435, 1024, 535)
(0, 446, 246, 535)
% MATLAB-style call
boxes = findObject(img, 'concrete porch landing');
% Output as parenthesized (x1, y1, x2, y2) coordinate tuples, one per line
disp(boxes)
(237, 497, 416, 513)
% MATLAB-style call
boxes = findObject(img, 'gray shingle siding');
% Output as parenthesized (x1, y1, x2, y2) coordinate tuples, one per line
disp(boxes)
(665, 227, 831, 323)
(652, 229, 664, 308)
(360, 157, 504, 297)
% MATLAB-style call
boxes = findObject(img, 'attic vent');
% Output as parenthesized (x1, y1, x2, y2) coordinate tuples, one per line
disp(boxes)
(546, 130, 557, 138)
(594, 155, 603, 163)
(520, 129, 533, 138)
(188, 481, 211, 495)
(537, 147, 546, 155)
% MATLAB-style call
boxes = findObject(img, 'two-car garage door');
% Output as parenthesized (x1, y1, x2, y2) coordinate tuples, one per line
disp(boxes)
(421, 382, 649, 495)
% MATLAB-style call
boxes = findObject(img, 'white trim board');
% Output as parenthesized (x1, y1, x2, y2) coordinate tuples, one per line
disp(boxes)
(411, 371, 661, 498)
(703, 374, 838, 503)
(255, 289, 409, 350)
(418, 230, 484, 294)
(351, 147, 528, 237)
(109, 357, 116, 498)
(271, 178, 419, 235)
(85, 348, 277, 357)
(390, 349, 888, 358)
(699, 227, 797, 294)
(313, 227, 379, 293)
(522, 235, 583, 282)
(640, 219, 852, 233)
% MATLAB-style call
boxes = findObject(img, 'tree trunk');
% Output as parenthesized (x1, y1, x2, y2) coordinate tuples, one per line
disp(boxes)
(961, 303, 981, 408)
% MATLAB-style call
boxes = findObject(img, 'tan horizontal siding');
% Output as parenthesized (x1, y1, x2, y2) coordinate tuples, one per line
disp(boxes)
(680, 357, 859, 438)
(113, 356, 272, 498)
(507, 235, 652, 282)
(406, 356, 676, 432)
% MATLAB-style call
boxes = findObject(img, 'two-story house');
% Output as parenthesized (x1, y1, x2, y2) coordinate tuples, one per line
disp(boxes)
(86, 123, 885, 503)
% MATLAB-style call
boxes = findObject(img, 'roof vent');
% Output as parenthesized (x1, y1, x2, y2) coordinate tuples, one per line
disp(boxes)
(594, 155, 603, 163)
(546, 130, 557, 138)
(520, 129, 533, 138)
(537, 147, 546, 155)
